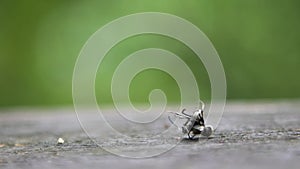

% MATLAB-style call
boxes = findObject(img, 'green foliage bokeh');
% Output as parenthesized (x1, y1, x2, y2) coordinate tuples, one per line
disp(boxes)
(0, 0, 300, 107)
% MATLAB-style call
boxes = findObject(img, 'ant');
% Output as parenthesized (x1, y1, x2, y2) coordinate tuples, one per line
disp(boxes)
(168, 100, 213, 139)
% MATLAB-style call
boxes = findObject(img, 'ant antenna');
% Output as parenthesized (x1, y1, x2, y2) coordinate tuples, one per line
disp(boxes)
(199, 100, 205, 110)
(199, 100, 205, 117)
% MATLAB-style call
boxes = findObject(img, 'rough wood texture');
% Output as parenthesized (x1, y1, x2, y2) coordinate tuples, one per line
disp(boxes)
(0, 101, 299, 169)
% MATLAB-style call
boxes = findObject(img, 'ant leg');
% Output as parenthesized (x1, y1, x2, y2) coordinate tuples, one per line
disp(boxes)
(183, 118, 190, 126)
(181, 109, 192, 118)
(188, 130, 195, 139)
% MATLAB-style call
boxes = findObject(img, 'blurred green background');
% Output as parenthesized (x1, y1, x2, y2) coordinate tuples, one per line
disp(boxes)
(1, 0, 300, 108)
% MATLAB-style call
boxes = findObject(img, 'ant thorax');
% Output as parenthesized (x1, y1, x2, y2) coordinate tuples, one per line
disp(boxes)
(191, 110, 205, 126)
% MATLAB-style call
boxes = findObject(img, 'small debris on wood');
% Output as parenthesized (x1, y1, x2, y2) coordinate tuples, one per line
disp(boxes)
(14, 143, 24, 147)
(57, 138, 65, 145)
(164, 124, 170, 129)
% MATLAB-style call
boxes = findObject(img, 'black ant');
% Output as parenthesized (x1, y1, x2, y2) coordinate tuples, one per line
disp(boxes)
(168, 100, 213, 139)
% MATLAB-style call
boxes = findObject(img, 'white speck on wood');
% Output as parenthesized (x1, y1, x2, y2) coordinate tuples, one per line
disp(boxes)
(57, 138, 64, 144)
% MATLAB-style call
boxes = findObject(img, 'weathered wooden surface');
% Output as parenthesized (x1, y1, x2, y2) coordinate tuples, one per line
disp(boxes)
(0, 101, 299, 169)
